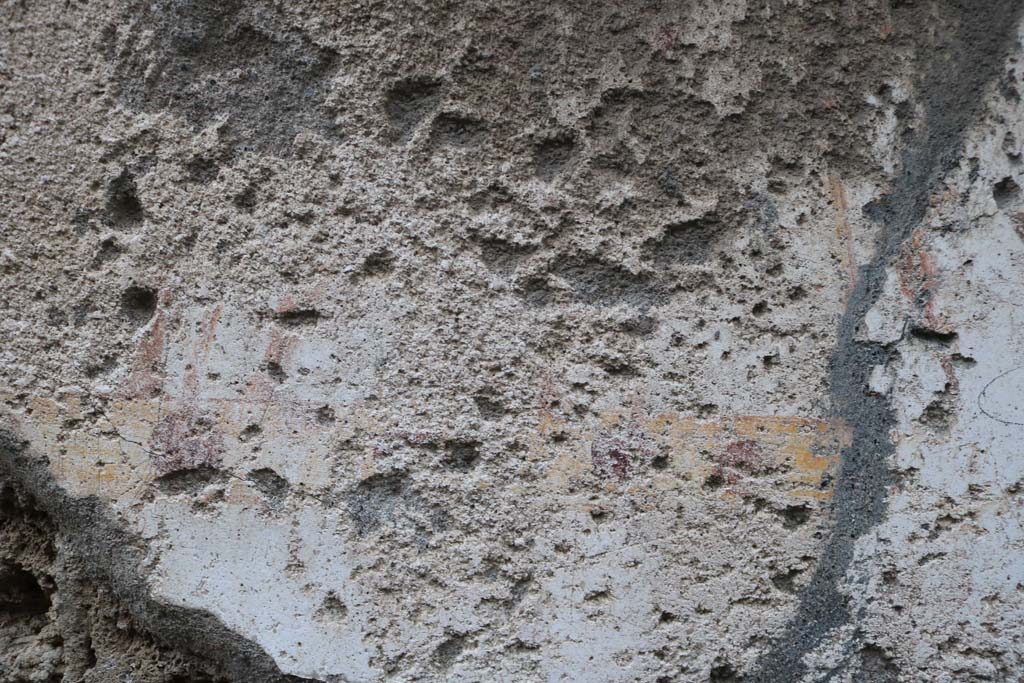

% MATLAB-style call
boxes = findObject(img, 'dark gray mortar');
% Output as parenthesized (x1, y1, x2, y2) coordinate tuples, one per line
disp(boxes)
(0, 429, 318, 683)
(743, 2, 1024, 680)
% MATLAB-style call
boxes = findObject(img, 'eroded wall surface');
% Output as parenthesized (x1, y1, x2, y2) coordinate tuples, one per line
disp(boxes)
(1, 1, 1022, 681)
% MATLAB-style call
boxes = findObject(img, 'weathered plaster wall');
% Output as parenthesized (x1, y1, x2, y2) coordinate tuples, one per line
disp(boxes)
(0, 1, 1022, 681)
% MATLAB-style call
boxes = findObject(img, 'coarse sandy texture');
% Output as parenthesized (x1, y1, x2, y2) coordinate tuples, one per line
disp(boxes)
(1, 1, 1022, 681)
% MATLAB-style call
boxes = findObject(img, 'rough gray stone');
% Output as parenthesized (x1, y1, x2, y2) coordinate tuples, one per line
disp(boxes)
(1, 1, 1023, 681)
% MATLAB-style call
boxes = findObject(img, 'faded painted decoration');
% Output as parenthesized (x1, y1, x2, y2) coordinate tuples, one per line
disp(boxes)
(1, 1, 1024, 682)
